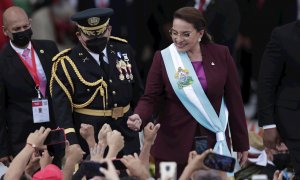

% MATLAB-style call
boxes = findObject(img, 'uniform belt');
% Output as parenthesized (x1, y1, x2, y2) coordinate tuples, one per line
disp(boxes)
(74, 104, 130, 119)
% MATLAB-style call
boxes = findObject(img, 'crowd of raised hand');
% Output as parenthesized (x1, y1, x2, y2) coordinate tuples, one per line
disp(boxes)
(0, 122, 237, 180)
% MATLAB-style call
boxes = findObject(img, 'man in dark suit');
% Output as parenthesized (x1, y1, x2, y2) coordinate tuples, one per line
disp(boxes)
(50, 8, 144, 156)
(0, 6, 59, 164)
(258, 20, 300, 179)
(187, 0, 240, 55)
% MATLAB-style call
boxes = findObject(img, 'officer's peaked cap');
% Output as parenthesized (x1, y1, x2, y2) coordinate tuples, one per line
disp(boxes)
(71, 8, 114, 36)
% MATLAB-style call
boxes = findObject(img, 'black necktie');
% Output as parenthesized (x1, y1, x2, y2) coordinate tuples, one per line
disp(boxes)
(99, 52, 109, 75)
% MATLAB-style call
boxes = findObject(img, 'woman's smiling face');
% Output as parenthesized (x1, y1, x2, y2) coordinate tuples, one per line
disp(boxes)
(171, 18, 203, 52)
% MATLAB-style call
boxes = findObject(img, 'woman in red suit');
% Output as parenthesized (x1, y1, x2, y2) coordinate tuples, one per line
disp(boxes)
(127, 7, 249, 177)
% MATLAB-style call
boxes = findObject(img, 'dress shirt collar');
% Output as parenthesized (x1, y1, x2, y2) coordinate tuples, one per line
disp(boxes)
(87, 47, 108, 64)
(10, 41, 32, 55)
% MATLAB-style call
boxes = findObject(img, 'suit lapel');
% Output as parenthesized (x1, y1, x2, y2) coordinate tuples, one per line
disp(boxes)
(206, 0, 216, 10)
(200, 44, 215, 96)
(6, 44, 35, 87)
(31, 41, 51, 81)
(107, 42, 119, 77)
(204, 0, 216, 17)
(291, 21, 300, 64)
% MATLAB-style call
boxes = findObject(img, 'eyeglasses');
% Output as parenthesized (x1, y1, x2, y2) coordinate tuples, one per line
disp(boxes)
(169, 29, 194, 40)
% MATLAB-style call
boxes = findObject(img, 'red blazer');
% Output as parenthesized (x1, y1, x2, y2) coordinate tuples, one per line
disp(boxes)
(135, 43, 249, 163)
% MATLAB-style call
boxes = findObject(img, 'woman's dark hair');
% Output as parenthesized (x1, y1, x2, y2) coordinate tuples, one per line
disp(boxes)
(174, 7, 212, 44)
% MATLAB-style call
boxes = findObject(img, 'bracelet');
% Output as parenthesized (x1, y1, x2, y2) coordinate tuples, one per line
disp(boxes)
(26, 143, 37, 150)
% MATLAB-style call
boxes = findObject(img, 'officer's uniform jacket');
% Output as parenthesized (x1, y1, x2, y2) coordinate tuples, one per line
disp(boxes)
(50, 37, 144, 155)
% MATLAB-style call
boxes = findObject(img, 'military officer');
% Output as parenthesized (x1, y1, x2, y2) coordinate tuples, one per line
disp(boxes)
(50, 8, 144, 156)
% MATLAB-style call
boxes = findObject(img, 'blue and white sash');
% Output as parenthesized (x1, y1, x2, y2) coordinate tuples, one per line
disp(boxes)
(161, 43, 231, 156)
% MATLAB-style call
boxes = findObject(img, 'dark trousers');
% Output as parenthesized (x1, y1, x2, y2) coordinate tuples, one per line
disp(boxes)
(284, 139, 300, 179)
(237, 48, 252, 104)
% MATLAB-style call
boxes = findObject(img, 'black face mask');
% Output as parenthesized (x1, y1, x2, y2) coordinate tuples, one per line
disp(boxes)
(85, 37, 108, 54)
(273, 153, 291, 170)
(11, 28, 33, 47)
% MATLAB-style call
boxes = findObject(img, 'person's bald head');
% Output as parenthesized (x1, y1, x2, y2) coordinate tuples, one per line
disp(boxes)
(2, 6, 31, 40)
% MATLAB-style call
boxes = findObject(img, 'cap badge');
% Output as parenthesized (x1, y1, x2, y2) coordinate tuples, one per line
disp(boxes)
(88, 17, 100, 26)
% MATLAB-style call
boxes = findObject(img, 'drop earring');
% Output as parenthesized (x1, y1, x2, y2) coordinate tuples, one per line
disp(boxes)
(198, 37, 202, 42)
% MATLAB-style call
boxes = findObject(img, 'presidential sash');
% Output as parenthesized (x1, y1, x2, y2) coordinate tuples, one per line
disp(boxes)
(161, 43, 231, 156)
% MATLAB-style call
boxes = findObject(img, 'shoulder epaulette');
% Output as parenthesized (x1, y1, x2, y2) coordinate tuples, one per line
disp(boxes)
(110, 36, 128, 43)
(52, 48, 72, 62)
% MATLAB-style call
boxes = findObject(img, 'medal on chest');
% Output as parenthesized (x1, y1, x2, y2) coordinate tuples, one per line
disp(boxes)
(116, 52, 133, 81)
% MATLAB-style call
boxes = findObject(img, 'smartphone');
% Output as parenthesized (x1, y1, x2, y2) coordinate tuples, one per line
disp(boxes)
(44, 128, 66, 145)
(0, 162, 8, 177)
(203, 153, 236, 172)
(194, 136, 208, 154)
(251, 174, 268, 180)
(160, 162, 177, 180)
(281, 169, 293, 180)
(112, 159, 126, 170)
(80, 161, 107, 178)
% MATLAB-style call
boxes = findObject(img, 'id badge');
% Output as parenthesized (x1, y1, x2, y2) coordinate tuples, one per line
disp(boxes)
(32, 98, 50, 123)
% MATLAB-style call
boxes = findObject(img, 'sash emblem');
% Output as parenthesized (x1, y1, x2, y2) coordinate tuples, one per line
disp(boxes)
(175, 67, 193, 89)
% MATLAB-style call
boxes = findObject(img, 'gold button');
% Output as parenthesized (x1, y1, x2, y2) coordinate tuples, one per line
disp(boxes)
(112, 91, 116, 95)
(114, 103, 118, 107)
(109, 79, 113, 83)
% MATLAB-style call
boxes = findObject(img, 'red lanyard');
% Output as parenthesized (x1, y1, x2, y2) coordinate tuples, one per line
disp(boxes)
(18, 46, 40, 88)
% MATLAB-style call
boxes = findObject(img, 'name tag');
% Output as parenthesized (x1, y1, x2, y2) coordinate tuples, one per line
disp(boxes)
(32, 98, 50, 123)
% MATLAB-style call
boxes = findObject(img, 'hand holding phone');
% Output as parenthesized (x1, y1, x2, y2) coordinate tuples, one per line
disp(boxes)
(112, 159, 126, 170)
(80, 161, 107, 178)
(203, 153, 236, 172)
(44, 128, 66, 145)
(194, 136, 208, 154)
